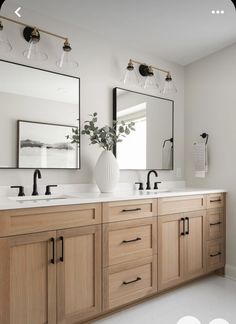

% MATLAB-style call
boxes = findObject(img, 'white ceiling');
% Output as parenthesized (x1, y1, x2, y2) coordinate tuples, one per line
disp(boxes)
(2, 0, 236, 65)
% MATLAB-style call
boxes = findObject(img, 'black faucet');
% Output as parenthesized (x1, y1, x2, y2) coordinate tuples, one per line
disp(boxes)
(146, 170, 158, 190)
(32, 169, 42, 196)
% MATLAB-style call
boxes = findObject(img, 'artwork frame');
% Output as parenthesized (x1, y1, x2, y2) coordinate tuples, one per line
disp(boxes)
(17, 120, 80, 169)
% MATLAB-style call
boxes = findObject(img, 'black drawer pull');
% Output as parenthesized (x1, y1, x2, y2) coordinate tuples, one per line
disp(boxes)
(50, 238, 55, 264)
(122, 237, 142, 244)
(180, 218, 185, 236)
(210, 222, 222, 226)
(210, 252, 222, 257)
(185, 217, 190, 235)
(122, 208, 142, 213)
(59, 236, 64, 262)
(210, 199, 221, 203)
(123, 277, 141, 285)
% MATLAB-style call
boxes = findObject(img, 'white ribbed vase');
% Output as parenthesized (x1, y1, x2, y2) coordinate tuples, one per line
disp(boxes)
(95, 150, 120, 193)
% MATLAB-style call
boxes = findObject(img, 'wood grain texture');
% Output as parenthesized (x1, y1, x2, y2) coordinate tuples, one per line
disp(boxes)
(103, 217, 157, 267)
(158, 195, 206, 215)
(0, 231, 57, 324)
(207, 208, 225, 241)
(184, 210, 207, 280)
(158, 214, 185, 291)
(0, 203, 102, 237)
(103, 256, 157, 310)
(102, 199, 157, 223)
(57, 225, 102, 324)
(207, 239, 225, 272)
(207, 193, 224, 209)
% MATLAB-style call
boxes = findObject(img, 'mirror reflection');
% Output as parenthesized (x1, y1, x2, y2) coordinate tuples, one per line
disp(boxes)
(0, 60, 80, 169)
(113, 88, 173, 170)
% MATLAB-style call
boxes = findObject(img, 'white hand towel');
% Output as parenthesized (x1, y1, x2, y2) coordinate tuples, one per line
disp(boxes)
(193, 143, 208, 178)
(162, 145, 173, 169)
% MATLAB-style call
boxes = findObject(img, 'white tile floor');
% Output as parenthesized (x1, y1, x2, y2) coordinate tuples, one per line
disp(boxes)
(94, 275, 236, 324)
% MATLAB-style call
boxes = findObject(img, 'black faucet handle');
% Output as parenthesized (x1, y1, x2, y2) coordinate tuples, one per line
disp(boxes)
(154, 182, 162, 190)
(11, 186, 25, 197)
(45, 185, 58, 195)
(135, 182, 144, 190)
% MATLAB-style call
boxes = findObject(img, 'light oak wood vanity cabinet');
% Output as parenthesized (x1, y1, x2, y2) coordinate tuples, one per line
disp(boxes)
(0, 193, 226, 324)
(102, 199, 158, 310)
(0, 204, 102, 324)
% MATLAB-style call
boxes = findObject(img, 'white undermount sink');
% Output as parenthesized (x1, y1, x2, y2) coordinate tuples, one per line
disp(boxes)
(8, 194, 73, 202)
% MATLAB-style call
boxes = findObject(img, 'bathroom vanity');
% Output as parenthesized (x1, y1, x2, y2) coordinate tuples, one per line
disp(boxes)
(0, 189, 226, 324)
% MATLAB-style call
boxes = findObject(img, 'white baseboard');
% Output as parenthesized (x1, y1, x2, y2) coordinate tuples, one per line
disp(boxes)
(225, 264, 236, 281)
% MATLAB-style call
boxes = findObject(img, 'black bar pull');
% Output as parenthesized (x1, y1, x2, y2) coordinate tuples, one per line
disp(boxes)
(59, 236, 64, 262)
(122, 237, 142, 244)
(50, 238, 55, 264)
(122, 208, 142, 213)
(210, 221, 222, 226)
(180, 218, 185, 236)
(185, 217, 190, 235)
(210, 252, 222, 257)
(123, 277, 141, 285)
(210, 198, 221, 203)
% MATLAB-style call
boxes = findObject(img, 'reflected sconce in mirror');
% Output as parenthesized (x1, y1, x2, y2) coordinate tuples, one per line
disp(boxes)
(122, 59, 177, 94)
(0, 16, 78, 69)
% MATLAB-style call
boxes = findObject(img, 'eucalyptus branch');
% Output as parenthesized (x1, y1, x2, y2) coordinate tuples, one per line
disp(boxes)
(80, 112, 135, 151)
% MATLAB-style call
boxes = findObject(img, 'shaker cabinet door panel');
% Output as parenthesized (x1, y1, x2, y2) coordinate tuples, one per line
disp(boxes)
(57, 225, 102, 324)
(184, 211, 207, 279)
(158, 214, 185, 291)
(0, 231, 57, 324)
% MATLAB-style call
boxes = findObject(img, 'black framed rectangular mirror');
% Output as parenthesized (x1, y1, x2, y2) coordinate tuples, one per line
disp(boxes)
(0, 59, 80, 169)
(113, 87, 174, 170)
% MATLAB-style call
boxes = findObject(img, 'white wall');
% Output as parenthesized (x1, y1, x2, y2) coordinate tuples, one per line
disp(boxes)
(185, 43, 236, 278)
(0, 5, 185, 186)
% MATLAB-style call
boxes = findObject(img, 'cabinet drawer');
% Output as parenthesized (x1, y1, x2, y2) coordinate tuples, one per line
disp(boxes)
(0, 204, 101, 237)
(103, 218, 157, 267)
(207, 208, 224, 241)
(103, 199, 157, 223)
(158, 195, 206, 215)
(207, 239, 225, 272)
(207, 193, 224, 209)
(103, 256, 157, 310)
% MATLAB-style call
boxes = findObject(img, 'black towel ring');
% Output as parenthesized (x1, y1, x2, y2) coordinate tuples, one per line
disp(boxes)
(200, 133, 209, 145)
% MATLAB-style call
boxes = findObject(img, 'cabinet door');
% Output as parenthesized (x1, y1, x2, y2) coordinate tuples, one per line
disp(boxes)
(0, 231, 57, 324)
(184, 211, 207, 280)
(57, 225, 102, 324)
(158, 214, 185, 291)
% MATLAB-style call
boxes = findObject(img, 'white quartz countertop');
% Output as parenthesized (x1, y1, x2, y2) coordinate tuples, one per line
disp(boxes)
(0, 188, 226, 211)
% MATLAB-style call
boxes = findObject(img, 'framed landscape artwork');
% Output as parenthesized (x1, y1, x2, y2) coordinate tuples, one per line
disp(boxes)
(17, 120, 79, 169)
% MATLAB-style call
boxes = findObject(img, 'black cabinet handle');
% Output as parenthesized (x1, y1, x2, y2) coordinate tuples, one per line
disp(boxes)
(122, 237, 142, 244)
(185, 217, 190, 235)
(210, 252, 222, 257)
(210, 199, 221, 203)
(123, 277, 141, 285)
(210, 222, 222, 226)
(50, 238, 55, 264)
(180, 218, 185, 236)
(122, 208, 142, 213)
(59, 236, 64, 262)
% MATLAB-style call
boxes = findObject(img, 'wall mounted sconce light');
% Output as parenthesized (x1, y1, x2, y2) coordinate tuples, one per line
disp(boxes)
(122, 59, 177, 94)
(0, 16, 78, 69)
